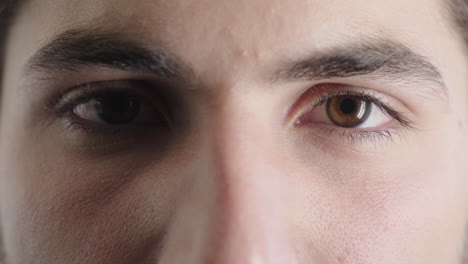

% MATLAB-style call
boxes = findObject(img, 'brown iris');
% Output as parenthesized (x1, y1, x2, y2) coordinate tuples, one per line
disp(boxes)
(326, 95, 371, 127)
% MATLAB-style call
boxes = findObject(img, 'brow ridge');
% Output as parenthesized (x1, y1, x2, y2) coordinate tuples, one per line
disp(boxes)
(27, 28, 446, 100)
(26, 27, 191, 81)
(275, 39, 446, 98)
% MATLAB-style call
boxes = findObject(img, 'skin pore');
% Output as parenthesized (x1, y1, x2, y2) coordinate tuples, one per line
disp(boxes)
(1, 0, 468, 263)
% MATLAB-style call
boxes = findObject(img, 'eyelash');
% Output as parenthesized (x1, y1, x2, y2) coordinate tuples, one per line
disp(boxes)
(297, 89, 415, 144)
(52, 80, 171, 136)
(51, 81, 414, 146)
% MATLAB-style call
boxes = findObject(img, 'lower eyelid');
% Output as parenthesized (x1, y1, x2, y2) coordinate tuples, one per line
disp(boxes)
(286, 91, 417, 150)
(294, 124, 404, 151)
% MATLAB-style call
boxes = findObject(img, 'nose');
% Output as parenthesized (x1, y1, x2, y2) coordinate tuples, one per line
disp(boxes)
(158, 100, 299, 264)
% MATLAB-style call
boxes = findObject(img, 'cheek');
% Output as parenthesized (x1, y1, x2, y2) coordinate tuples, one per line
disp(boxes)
(289, 135, 467, 263)
(0, 130, 188, 263)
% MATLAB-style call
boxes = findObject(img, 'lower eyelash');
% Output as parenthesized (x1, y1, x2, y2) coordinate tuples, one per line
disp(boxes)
(313, 124, 409, 147)
(291, 88, 417, 147)
(313, 89, 414, 129)
(61, 115, 128, 136)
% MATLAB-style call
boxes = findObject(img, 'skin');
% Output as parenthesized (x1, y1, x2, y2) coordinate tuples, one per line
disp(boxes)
(1, 0, 468, 263)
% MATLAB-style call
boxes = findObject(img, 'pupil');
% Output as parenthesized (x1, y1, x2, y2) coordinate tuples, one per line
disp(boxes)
(326, 95, 371, 128)
(96, 92, 140, 124)
(340, 98, 357, 114)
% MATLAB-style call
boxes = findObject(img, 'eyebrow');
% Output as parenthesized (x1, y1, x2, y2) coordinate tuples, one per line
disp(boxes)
(26, 28, 193, 81)
(27, 28, 446, 99)
(274, 38, 446, 98)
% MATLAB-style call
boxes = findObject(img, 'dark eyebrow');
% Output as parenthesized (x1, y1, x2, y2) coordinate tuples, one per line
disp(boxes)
(26, 28, 192, 81)
(274, 39, 447, 98)
(27, 28, 446, 100)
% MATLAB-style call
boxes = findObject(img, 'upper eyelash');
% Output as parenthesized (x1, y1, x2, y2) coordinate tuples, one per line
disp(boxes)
(52, 85, 156, 123)
(48, 79, 163, 116)
(53, 81, 414, 146)
(51, 89, 138, 136)
(311, 89, 414, 129)
(292, 88, 416, 145)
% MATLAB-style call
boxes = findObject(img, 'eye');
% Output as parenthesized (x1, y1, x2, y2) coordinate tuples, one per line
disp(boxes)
(297, 93, 394, 129)
(50, 80, 179, 153)
(72, 91, 161, 125)
(53, 80, 174, 132)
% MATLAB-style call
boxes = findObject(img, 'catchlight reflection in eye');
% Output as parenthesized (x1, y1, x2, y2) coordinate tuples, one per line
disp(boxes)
(326, 95, 371, 127)
(298, 94, 393, 129)
(71, 91, 165, 125)
(73, 92, 142, 124)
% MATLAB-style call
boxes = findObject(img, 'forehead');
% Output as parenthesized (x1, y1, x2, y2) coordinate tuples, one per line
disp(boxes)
(11, 0, 458, 85)
(22, 0, 448, 53)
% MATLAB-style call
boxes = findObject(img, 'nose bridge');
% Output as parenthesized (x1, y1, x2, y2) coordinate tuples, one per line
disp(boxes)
(159, 99, 298, 264)
(211, 101, 297, 263)
(212, 98, 271, 188)
(211, 97, 281, 221)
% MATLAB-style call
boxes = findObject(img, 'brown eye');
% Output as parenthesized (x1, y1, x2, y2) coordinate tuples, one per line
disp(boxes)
(72, 91, 167, 125)
(326, 95, 371, 127)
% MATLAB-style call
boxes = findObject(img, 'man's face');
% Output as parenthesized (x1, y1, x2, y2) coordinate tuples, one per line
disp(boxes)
(1, 0, 468, 263)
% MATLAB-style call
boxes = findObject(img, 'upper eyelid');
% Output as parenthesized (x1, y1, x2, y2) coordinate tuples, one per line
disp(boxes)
(287, 85, 413, 129)
(313, 90, 385, 107)
(311, 91, 398, 122)
(51, 78, 160, 102)
(51, 80, 154, 116)
(52, 79, 412, 129)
